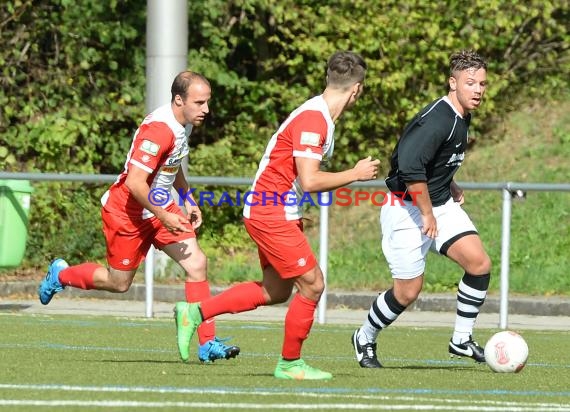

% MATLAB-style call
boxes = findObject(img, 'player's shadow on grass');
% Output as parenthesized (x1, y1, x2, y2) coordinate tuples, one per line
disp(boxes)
(98, 359, 243, 367)
(385, 365, 483, 371)
(0, 303, 31, 312)
(98, 359, 182, 364)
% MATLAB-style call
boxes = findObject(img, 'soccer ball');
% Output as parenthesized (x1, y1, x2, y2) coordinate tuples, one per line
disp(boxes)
(484, 331, 529, 373)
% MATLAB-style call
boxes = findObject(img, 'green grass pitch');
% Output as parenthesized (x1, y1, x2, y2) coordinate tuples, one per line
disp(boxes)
(0, 313, 569, 411)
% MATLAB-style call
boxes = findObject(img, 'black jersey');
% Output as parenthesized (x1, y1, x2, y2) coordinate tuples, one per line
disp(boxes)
(385, 97, 471, 207)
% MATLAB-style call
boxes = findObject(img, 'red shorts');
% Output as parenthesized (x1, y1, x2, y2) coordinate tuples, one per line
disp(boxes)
(243, 218, 317, 279)
(101, 202, 195, 270)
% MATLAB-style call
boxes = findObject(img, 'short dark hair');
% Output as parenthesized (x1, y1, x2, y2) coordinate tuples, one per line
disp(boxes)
(449, 50, 487, 76)
(171, 71, 210, 102)
(326, 51, 367, 89)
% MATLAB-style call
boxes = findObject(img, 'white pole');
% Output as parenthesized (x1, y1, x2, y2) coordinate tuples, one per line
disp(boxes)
(146, 0, 188, 111)
(499, 188, 512, 329)
(144, 0, 188, 318)
(144, 249, 154, 318)
(317, 191, 330, 324)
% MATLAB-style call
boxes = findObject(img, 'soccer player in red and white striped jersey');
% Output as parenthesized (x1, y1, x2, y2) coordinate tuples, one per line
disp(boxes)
(39, 72, 240, 363)
(175, 51, 380, 380)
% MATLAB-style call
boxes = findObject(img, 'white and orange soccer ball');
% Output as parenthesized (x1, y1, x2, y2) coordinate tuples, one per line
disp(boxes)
(484, 331, 529, 373)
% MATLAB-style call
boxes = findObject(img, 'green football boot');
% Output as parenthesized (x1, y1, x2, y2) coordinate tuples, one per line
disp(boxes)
(173, 302, 202, 362)
(274, 358, 332, 380)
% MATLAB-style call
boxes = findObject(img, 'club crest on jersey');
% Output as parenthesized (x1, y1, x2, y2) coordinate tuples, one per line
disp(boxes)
(300, 131, 320, 147)
(140, 139, 160, 156)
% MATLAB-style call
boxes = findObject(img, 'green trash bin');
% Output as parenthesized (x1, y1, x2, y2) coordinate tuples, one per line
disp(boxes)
(0, 180, 33, 268)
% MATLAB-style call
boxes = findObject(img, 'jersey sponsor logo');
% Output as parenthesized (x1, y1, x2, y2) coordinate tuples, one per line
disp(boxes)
(166, 142, 189, 164)
(141, 155, 151, 163)
(446, 152, 464, 167)
(300, 131, 320, 146)
(160, 165, 179, 175)
(140, 139, 160, 156)
(166, 157, 183, 166)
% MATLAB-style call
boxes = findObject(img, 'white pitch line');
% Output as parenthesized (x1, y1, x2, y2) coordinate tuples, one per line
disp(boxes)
(1, 400, 570, 411)
(1, 384, 569, 411)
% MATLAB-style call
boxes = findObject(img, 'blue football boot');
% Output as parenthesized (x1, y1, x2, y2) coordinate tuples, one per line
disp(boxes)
(198, 337, 240, 363)
(38, 258, 68, 305)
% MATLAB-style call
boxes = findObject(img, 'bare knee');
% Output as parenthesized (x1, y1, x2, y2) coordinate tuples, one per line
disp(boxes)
(294, 267, 325, 302)
(96, 268, 135, 293)
(268, 288, 293, 305)
(112, 281, 132, 293)
(479, 255, 492, 274)
(261, 266, 294, 304)
(447, 236, 492, 275)
(394, 288, 420, 307)
(310, 275, 325, 298)
(264, 278, 295, 304)
(393, 276, 423, 307)
(107, 271, 133, 292)
(468, 254, 492, 275)
(162, 239, 208, 282)
(183, 250, 208, 282)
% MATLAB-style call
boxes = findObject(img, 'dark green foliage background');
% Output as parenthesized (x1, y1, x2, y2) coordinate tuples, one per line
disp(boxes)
(0, 0, 567, 266)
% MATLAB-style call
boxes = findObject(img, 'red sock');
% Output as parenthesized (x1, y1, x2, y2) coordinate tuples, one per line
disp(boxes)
(58, 263, 100, 290)
(201, 281, 267, 320)
(281, 293, 317, 360)
(185, 280, 214, 345)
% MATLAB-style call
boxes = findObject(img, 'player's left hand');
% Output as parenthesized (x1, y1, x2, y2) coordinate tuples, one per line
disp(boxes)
(450, 182, 464, 205)
(187, 206, 202, 229)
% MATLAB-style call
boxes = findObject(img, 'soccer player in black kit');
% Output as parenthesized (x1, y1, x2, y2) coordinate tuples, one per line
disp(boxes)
(352, 50, 491, 368)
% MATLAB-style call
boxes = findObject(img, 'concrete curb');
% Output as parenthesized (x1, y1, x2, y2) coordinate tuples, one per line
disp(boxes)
(3, 281, 569, 317)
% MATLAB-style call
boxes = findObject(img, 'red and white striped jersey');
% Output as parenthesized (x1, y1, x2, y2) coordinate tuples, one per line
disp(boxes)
(243, 95, 335, 221)
(101, 103, 190, 219)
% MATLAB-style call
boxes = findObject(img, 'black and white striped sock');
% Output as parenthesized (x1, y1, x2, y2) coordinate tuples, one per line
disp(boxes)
(452, 272, 490, 344)
(358, 288, 406, 345)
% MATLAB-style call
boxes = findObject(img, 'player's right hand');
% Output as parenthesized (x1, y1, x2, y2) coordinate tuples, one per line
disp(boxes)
(354, 156, 381, 181)
(421, 213, 438, 239)
(161, 212, 192, 233)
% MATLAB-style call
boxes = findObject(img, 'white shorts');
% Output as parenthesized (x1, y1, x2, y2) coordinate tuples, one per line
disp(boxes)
(380, 195, 478, 279)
